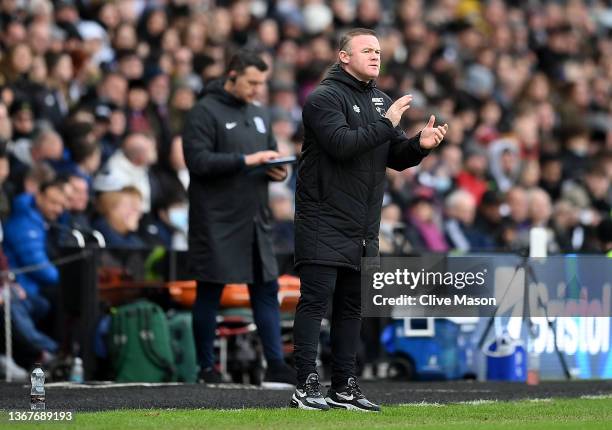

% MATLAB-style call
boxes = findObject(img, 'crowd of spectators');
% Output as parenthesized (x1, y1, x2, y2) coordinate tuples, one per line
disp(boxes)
(0, 0, 611, 373)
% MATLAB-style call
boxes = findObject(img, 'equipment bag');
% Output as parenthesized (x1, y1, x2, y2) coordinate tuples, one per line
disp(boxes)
(109, 300, 176, 382)
(167, 311, 198, 383)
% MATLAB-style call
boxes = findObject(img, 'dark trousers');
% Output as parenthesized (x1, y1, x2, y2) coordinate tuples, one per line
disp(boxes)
(292, 264, 361, 388)
(192, 244, 284, 370)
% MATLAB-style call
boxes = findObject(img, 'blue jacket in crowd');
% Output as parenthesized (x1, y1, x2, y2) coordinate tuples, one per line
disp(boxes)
(3, 193, 59, 296)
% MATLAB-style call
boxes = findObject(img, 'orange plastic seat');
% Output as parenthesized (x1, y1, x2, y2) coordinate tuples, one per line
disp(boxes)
(167, 275, 301, 311)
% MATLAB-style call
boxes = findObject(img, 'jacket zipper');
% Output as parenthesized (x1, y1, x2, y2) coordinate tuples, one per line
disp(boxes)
(361, 179, 373, 257)
(360, 89, 375, 259)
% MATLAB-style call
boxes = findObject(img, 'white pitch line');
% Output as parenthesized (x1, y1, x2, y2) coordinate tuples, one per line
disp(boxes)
(408, 389, 494, 393)
(42, 382, 185, 389)
(456, 399, 498, 405)
(41, 382, 271, 390)
(398, 399, 500, 407)
(397, 401, 444, 407)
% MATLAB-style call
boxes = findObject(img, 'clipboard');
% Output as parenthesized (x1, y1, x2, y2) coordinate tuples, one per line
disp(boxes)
(248, 155, 298, 172)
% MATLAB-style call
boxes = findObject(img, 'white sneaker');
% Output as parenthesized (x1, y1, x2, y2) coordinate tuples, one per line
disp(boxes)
(0, 355, 28, 381)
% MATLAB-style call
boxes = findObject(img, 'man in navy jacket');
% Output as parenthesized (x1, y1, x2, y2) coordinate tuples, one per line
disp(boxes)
(182, 50, 296, 385)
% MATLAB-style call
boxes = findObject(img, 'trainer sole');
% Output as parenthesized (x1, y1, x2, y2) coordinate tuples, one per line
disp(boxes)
(290, 394, 330, 411)
(325, 397, 380, 413)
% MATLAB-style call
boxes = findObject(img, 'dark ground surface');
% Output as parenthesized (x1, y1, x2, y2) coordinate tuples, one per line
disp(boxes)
(1, 380, 611, 411)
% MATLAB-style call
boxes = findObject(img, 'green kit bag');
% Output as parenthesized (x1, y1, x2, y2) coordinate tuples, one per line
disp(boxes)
(109, 300, 176, 382)
(167, 311, 199, 383)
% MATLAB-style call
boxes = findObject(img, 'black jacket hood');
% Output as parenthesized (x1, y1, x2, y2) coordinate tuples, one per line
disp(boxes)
(321, 63, 377, 93)
(201, 78, 246, 106)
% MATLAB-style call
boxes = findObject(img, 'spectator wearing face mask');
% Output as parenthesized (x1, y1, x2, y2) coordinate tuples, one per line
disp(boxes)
(139, 181, 188, 251)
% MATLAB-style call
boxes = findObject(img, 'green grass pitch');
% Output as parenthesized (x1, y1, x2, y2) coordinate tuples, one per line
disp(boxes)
(2, 396, 611, 429)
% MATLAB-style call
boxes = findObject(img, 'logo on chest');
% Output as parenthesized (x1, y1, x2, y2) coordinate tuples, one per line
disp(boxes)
(372, 98, 386, 117)
(375, 106, 387, 117)
(352, 105, 361, 113)
(253, 116, 267, 133)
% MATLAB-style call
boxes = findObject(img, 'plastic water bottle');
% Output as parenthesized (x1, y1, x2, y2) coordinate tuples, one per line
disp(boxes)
(70, 357, 84, 384)
(30, 364, 45, 410)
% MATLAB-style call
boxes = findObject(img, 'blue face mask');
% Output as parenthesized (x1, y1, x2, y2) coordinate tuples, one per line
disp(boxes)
(168, 205, 188, 232)
(434, 176, 452, 193)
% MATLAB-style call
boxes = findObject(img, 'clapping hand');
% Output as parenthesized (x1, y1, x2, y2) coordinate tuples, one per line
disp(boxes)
(419, 115, 448, 150)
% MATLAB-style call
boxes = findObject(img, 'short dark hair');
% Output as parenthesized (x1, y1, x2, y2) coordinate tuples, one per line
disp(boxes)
(70, 138, 100, 164)
(39, 177, 67, 194)
(338, 28, 378, 53)
(26, 163, 56, 185)
(226, 50, 268, 76)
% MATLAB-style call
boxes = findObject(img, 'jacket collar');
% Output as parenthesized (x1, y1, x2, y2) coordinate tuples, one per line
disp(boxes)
(321, 63, 376, 93)
(11, 193, 45, 226)
(202, 78, 247, 107)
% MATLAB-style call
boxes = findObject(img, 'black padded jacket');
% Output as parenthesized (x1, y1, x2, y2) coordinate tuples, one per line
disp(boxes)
(294, 64, 430, 270)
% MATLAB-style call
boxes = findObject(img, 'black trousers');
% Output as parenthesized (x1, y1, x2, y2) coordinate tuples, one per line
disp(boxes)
(292, 264, 361, 388)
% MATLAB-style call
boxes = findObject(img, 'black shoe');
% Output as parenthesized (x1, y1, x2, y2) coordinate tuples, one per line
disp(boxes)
(264, 363, 297, 385)
(325, 377, 381, 412)
(198, 367, 223, 384)
(290, 373, 330, 411)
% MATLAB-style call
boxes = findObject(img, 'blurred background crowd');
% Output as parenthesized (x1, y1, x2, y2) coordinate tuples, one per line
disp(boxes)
(0, 0, 611, 379)
(0, 0, 611, 266)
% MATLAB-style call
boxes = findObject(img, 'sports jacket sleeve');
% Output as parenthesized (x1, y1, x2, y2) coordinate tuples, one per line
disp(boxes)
(4, 217, 59, 285)
(386, 130, 430, 171)
(302, 90, 397, 161)
(182, 103, 246, 177)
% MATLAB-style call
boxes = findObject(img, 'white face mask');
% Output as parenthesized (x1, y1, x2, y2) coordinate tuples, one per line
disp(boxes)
(570, 147, 588, 157)
(379, 222, 394, 237)
(168, 205, 188, 233)
(178, 168, 190, 190)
